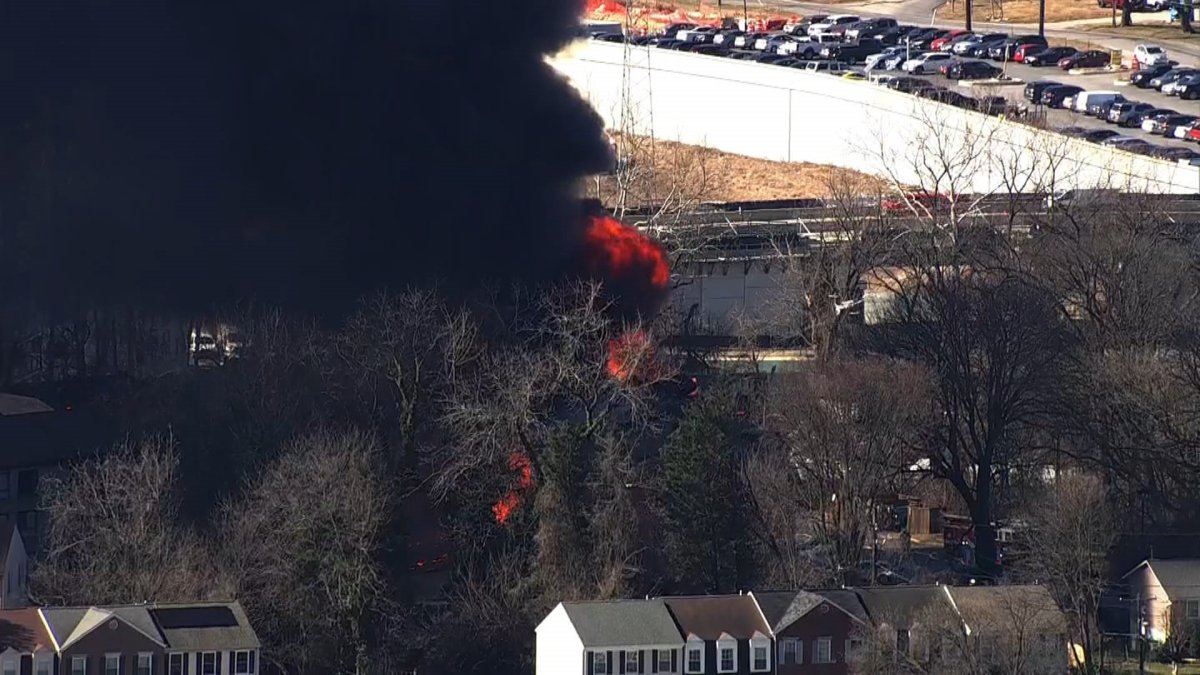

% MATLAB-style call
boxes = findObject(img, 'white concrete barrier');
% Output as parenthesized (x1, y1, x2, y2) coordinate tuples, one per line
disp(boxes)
(551, 42, 1200, 195)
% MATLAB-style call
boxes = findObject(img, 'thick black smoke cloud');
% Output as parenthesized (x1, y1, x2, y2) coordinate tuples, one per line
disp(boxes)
(1, 0, 610, 316)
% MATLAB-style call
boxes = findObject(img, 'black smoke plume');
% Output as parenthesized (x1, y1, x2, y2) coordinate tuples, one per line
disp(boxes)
(0, 0, 611, 316)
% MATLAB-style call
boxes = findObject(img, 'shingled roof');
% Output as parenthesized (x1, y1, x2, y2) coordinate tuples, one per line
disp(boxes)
(561, 600, 682, 648)
(664, 595, 771, 640)
(1127, 559, 1200, 601)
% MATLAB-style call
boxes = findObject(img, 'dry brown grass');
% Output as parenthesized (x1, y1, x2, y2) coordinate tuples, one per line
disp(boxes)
(586, 135, 887, 207)
(937, 0, 1110, 24)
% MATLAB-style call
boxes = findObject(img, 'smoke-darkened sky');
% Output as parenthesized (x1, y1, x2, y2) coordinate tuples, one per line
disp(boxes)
(1, 0, 611, 316)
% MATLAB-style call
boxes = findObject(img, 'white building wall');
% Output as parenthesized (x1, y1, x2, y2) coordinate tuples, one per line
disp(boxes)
(551, 42, 1200, 195)
(536, 603, 586, 675)
(1, 527, 27, 608)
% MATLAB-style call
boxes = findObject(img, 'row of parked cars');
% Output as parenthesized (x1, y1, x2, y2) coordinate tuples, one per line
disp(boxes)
(1022, 80, 1200, 159)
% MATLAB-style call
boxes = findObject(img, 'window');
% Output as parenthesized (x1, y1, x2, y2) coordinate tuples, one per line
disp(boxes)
(0, 472, 9, 499)
(105, 655, 120, 675)
(686, 646, 703, 673)
(752, 645, 768, 671)
(137, 654, 153, 675)
(1187, 600, 1200, 620)
(17, 469, 37, 498)
(3, 659, 16, 675)
(896, 629, 911, 656)
(72, 657, 87, 675)
(815, 637, 833, 664)
(593, 651, 608, 675)
(234, 651, 253, 675)
(36, 659, 50, 675)
(201, 652, 218, 675)
(718, 646, 735, 673)
(624, 650, 639, 673)
(656, 649, 671, 673)
(168, 654, 185, 675)
(782, 639, 801, 664)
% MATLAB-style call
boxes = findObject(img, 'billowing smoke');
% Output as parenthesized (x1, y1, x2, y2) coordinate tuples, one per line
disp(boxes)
(0, 0, 624, 316)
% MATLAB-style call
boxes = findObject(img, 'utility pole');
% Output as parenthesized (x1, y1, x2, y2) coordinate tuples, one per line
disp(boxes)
(965, 0, 973, 31)
(1138, 594, 1147, 675)
(1038, 0, 1046, 35)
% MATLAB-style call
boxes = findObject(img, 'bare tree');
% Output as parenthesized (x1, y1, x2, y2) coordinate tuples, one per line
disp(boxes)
(1013, 472, 1116, 674)
(33, 436, 223, 605)
(220, 428, 391, 675)
(752, 358, 931, 583)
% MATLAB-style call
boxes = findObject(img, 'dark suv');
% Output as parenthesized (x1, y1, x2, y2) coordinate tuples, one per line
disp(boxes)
(1024, 79, 1062, 102)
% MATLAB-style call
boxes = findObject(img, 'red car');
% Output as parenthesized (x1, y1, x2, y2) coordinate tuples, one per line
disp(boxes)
(1012, 43, 1043, 63)
(1187, 123, 1200, 143)
(882, 191, 952, 212)
(931, 29, 970, 51)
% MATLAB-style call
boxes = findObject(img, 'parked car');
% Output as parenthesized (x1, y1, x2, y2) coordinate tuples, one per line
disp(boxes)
(1101, 137, 1155, 154)
(1176, 74, 1200, 100)
(924, 87, 973, 106)
(1149, 67, 1197, 90)
(803, 59, 854, 75)
(1154, 146, 1200, 161)
(712, 29, 743, 45)
(1129, 107, 1173, 127)
(902, 51, 954, 73)
(1187, 124, 1200, 142)
(1012, 42, 1048, 62)
(1023, 46, 1076, 66)
(1167, 117, 1199, 139)
(1080, 128, 1122, 143)
(1165, 73, 1200, 97)
(808, 14, 859, 37)
(784, 15, 824, 34)
(1107, 101, 1158, 126)
(952, 33, 1007, 56)
(845, 18, 897, 39)
(1141, 110, 1180, 132)
(947, 60, 1001, 80)
(1059, 50, 1110, 69)
(1134, 43, 1170, 67)
(990, 35, 1047, 61)
(1130, 63, 1173, 86)
(882, 191, 951, 212)
(1151, 114, 1197, 135)
(1024, 79, 1063, 102)
(930, 29, 971, 51)
(1041, 84, 1084, 108)
(677, 26, 718, 43)
(821, 39, 884, 63)
(973, 95, 1008, 114)
(909, 29, 951, 50)
(733, 31, 768, 48)
(1073, 90, 1121, 113)
(887, 75, 938, 93)
(865, 45, 907, 70)
(662, 23, 697, 38)
(691, 44, 731, 56)
(1085, 93, 1126, 117)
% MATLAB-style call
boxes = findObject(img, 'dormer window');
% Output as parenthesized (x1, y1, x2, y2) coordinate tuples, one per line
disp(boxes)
(717, 634, 737, 674)
(686, 636, 704, 674)
(750, 632, 771, 672)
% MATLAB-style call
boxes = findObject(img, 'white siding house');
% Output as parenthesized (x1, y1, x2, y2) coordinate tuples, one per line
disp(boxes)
(0, 524, 28, 609)
(535, 600, 684, 675)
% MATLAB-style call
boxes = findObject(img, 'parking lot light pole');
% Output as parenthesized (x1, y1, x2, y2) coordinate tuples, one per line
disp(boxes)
(1038, 0, 1046, 35)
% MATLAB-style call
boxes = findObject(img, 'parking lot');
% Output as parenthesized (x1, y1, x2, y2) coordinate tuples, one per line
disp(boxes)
(590, 16, 1200, 159)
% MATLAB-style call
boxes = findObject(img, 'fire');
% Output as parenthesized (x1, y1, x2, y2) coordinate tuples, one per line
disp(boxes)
(607, 329, 652, 381)
(582, 215, 670, 292)
(492, 451, 534, 525)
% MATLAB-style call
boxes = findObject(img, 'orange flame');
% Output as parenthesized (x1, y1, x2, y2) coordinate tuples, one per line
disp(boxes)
(493, 451, 534, 525)
(582, 215, 669, 290)
(606, 329, 654, 382)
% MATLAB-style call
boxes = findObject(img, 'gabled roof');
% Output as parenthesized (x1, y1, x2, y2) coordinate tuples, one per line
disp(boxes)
(148, 602, 259, 651)
(815, 590, 869, 625)
(560, 600, 682, 648)
(663, 595, 771, 641)
(0, 394, 53, 416)
(853, 586, 954, 629)
(1125, 559, 1200, 601)
(41, 607, 165, 651)
(749, 591, 796, 632)
(0, 609, 54, 652)
(0, 523, 17, 568)
(947, 585, 1066, 635)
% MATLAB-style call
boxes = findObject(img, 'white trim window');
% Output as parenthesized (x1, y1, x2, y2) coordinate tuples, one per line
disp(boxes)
(656, 649, 672, 673)
(200, 652, 219, 675)
(717, 636, 737, 674)
(593, 651, 609, 675)
(781, 638, 799, 665)
(71, 657, 87, 675)
(168, 653, 186, 675)
(815, 637, 833, 664)
(2, 658, 16, 675)
(137, 653, 153, 675)
(1186, 599, 1200, 620)
(750, 634, 770, 672)
(233, 650, 254, 675)
(624, 650, 639, 673)
(105, 654, 121, 675)
(35, 657, 51, 675)
(685, 642, 704, 674)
